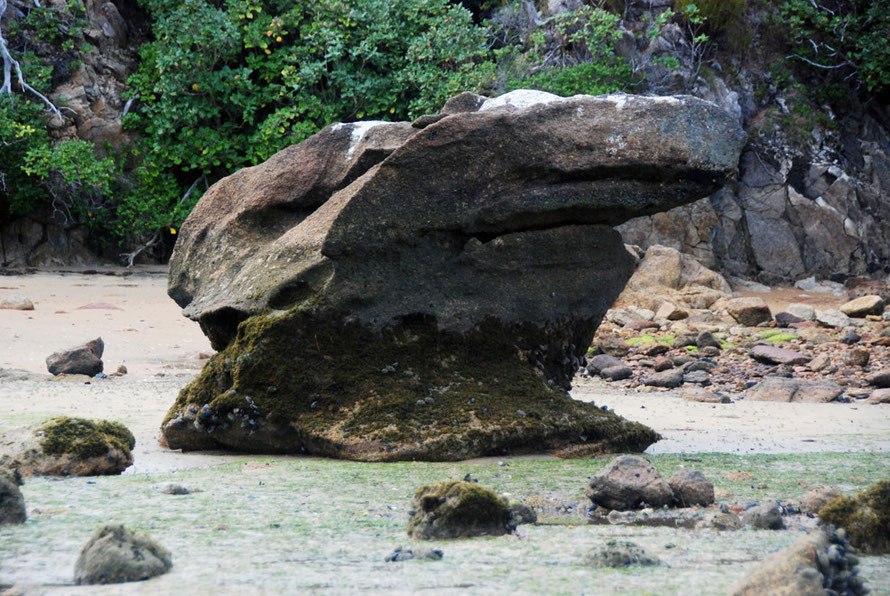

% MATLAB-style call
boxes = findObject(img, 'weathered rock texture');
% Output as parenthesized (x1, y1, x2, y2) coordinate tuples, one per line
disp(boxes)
(162, 90, 744, 461)
(0, 469, 26, 525)
(406, 479, 513, 540)
(46, 337, 104, 376)
(586, 455, 673, 511)
(74, 524, 172, 585)
(0, 417, 134, 477)
(731, 529, 867, 596)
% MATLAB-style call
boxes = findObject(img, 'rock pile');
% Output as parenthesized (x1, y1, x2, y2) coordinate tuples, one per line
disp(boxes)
(162, 90, 744, 461)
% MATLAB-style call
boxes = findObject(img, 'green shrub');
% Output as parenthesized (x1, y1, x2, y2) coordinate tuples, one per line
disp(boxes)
(124, 0, 496, 240)
(503, 5, 636, 97)
(675, 0, 745, 32)
(777, 0, 890, 95)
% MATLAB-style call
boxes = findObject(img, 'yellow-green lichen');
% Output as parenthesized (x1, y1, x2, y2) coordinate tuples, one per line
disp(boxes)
(819, 480, 890, 554)
(38, 417, 135, 459)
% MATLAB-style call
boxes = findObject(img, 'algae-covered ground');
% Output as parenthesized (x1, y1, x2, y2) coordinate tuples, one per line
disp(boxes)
(2, 453, 889, 595)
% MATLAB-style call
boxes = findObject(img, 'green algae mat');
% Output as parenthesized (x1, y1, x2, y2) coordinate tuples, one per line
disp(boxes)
(2, 453, 889, 594)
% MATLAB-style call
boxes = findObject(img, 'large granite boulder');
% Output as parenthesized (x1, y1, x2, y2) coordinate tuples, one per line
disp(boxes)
(162, 90, 745, 461)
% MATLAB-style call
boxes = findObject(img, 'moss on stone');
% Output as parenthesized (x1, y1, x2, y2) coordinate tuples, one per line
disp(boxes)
(406, 479, 512, 539)
(39, 418, 135, 460)
(819, 480, 890, 554)
(162, 308, 660, 460)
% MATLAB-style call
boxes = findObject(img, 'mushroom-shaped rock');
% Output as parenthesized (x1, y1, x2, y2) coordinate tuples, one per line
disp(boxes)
(74, 524, 172, 585)
(586, 455, 673, 510)
(407, 480, 513, 540)
(1, 417, 135, 477)
(162, 90, 745, 461)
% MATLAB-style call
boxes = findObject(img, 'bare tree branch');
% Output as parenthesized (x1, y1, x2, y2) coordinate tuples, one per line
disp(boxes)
(120, 232, 160, 267)
(0, 0, 62, 118)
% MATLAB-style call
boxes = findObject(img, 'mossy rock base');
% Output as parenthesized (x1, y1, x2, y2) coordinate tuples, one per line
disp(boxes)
(407, 480, 513, 540)
(819, 480, 890, 554)
(0, 417, 135, 477)
(161, 311, 659, 461)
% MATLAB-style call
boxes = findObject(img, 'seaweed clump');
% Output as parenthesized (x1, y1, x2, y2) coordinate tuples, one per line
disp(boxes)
(39, 417, 135, 460)
(819, 480, 890, 554)
(407, 479, 513, 540)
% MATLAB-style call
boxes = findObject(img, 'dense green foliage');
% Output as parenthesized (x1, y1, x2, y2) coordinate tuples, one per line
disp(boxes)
(123, 0, 495, 241)
(503, 6, 636, 96)
(777, 0, 890, 95)
(0, 0, 116, 225)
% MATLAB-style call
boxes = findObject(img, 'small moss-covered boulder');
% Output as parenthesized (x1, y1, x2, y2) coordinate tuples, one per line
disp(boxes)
(75, 524, 172, 585)
(0, 417, 135, 477)
(582, 540, 660, 568)
(819, 480, 890, 554)
(407, 480, 513, 539)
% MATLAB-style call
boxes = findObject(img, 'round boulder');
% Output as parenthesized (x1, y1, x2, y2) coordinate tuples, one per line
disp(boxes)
(668, 468, 715, 507)
(586, 456, 673, 511)
(742, 502, 785, 530)
(0, 470, 26, 525)
(74, 524, 172, 585)
(407, 480, 513, 540)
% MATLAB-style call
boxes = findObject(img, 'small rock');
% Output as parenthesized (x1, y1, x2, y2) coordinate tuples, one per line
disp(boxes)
(745, 377, 843, 403)
(796, 327, 832, 344)
(46, 338, 104, 377)
(582, 540, 660, 568)
(74, 524, 173, 585)
(508, 502, 537, 526)
(595, 335, 630, 357)
(695, 331, 722, 349)
(655, 301, 688, 320)
(866, 388, 890, 404)
(683, 370, 710, 385)
(742, 502, 785, 530)
(673, 334, 697, 348)
(730, 529, 867, 596)
(815, 309, 856, 329)
(801, 486, 842, 515)
(668, 469, 714, 507)
(0, 296, 34, 311)
(384, 546, 443, 562)
(726, 297, 772, 326)
(774, 312, 804, 328)
(786, 303, 816, 321)
(586, 456, 673, 511)
(642, 368, 684, 389)
(847, 348, 870, 367)
(606, 307, 655, 327)
(866, 368, 890, 388)
(840, 295, 884, 317)
(600, 365, 633, 381)
(838, 330, 861, 345)
(0, 470, 26, 525)
(748, 345, 811, 366)
(407, 479, 513, 539)
(680, 388, 730, 403)
(586, 354, 625, 375)
(628, 320, 659, 332)
(161, 484, 190, 495)
(116, 365, 128, 375)
(639, 342, 669, 357)
(653, 357, 673, 372)
(684, 359, 716, 372)
(807, 353, 831, 372)
(702, 511, 742, 531)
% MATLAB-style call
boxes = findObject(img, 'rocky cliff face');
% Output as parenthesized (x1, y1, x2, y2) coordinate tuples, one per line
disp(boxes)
(0, 0, 146, 267)
(609, 3, 890, 284)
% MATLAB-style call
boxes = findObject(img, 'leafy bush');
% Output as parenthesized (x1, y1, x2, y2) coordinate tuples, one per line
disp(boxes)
(124, 0, 495, 241)
(503, 5, 636, 96)
(777, 0, 890, 95)
(675, 0, 745, 33)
